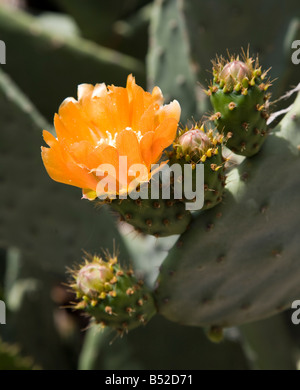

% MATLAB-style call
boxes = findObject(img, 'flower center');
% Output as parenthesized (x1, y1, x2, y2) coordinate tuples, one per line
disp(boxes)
(96, 127, 143, 148)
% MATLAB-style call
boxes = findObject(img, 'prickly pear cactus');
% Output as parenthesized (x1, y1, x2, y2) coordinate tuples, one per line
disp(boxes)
(2, 0, 300, 371)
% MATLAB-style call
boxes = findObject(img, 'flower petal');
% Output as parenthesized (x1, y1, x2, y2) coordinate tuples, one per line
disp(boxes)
(81, 87, 120, 137)
(126, 74, 154, 131)
(107, 85, 130, 132)
(58, 98, 98, 145)
(68, 140, 100, 170)
(78, 84, 94, 102)
(137, 103, 160, 135)
(54, 114, 73, 142)
(41, 139, 98, 191)
(116, 128, 143, 167)
(140, 131, 155, 168)
(152, 118, 178, 162)
(159, 99, 181, 123)
(152, 86, 164, 105)
(43, 130, 57, 147)
(96, 144, 119, 169)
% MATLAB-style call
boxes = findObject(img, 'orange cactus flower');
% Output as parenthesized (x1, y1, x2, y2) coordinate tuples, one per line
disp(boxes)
(41, 74, 181, 200)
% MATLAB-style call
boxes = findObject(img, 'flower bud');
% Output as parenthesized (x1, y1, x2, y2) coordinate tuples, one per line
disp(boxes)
(70, 254, 156, 333)
(76, 262, 113, 298)
(178, 129, 211, 157)
(220, 60, 252, 87)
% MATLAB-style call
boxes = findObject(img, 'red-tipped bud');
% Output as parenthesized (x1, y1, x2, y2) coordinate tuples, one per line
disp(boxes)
(178, 129, 211, 157)
(220, 60, 252, 86)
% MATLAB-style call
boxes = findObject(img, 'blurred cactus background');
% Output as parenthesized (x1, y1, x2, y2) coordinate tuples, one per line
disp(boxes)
(1, 0, 300, 370)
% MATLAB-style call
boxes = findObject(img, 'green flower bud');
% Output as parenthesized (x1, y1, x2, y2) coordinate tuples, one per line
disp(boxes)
(69, 254, 156, 333)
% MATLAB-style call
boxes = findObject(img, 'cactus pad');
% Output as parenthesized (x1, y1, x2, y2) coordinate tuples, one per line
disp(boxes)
(109, 195, 192, 237)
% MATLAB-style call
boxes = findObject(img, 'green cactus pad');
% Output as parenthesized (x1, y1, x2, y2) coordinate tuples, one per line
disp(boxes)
(71, 254, 156, 333)
(155, 91, 300, 329)
(0, 4, 145, 121)
(208, 53, 271, 157)
(109, 195, 192, 237)
(147, 0, 201, 122)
